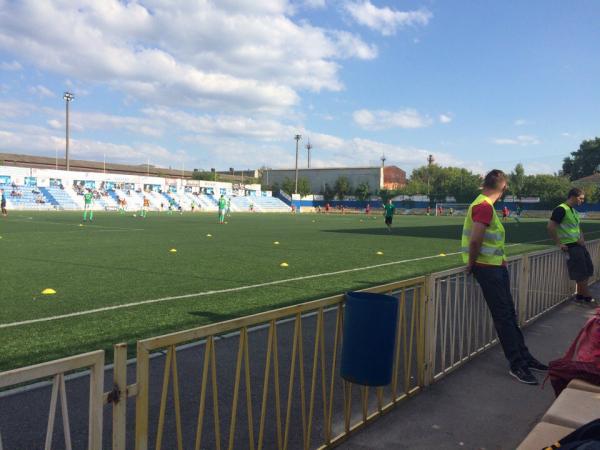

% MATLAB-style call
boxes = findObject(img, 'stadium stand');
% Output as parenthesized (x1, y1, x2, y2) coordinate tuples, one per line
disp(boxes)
(1, 184, 53, 210)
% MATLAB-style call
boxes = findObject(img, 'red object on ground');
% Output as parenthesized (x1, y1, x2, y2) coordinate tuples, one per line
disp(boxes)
(547, 308, 600, 396)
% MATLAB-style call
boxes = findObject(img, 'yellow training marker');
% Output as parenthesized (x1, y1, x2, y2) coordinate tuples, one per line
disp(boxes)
(79, 224, 83, 227)
(206, 234, 212, 237)
(170, 248, 177, 253)
(274, 241, 280, 245)
(376, 251, 384, 255)
(439, 253, 446, 256)
(280, 262, 289, 267)
(41, 288, 56, 295)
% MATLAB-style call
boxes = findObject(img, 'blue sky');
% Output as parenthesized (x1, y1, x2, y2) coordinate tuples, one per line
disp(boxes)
(0, 0, 598, 175)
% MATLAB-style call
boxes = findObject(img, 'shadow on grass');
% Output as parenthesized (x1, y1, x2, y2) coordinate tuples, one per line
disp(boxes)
(322, 221, 600, 243)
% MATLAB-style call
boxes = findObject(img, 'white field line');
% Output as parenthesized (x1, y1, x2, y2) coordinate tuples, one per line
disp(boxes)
(1, 233, 584, 330)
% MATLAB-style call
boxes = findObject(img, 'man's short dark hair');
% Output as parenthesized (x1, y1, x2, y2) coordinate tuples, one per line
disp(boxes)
(568, 187, 584, 198)
(482, 169, 507, 190)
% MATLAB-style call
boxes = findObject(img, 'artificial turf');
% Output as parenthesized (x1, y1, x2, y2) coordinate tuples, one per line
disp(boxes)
(2, 210, 599, 371)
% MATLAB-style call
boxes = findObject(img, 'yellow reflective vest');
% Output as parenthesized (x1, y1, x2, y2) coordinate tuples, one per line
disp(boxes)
(556, 203, 581, 245)
(461, 194, 506, 266)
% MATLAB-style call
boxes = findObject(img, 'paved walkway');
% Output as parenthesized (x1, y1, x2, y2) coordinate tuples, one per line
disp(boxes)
(338, 289, 600, 450)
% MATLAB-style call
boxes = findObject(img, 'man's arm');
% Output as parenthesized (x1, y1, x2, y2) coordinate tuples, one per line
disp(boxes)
(467, 222, 486, 272)
(547, 221, 568, 251)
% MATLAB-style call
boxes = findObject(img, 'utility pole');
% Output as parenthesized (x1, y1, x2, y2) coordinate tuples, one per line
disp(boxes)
(427, 154, 434, 201)
(305, 139, 313, 168)
(63, 92, 74, 171)
(294, 134, 302, 194)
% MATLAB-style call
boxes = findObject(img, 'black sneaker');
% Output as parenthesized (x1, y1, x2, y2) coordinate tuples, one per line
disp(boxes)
(509, 366, 538, 385)
(527, 359, 548, 372)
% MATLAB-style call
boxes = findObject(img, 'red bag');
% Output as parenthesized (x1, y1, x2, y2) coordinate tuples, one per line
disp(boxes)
(547, 308, 600, 396)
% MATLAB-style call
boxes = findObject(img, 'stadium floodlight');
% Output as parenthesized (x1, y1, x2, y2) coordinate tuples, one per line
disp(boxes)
(294, 134, 302, 194)
(63, 91, 74, 171)
(305, 139, 313, 168)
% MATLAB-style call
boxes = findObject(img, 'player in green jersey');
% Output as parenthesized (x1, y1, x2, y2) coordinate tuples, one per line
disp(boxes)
(218, 195, 226, 224)
(83, 189, 94, 222)
(383, 199, 395, 232)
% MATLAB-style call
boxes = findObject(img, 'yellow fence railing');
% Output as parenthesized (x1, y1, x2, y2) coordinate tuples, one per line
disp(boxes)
(1, 240, 599, 449)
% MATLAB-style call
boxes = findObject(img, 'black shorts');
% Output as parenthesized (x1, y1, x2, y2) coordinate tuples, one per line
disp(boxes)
(1, 201, 5, 208)
(566, 245, 594, 282)
(385, 216, 393, 225)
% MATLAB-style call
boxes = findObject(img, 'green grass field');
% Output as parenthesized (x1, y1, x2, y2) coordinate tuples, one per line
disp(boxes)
(2, 210, 600, 372)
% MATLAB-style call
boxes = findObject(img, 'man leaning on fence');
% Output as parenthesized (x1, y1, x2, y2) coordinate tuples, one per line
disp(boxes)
(462, 169, 547, 385)
(547, 187, 595, 303)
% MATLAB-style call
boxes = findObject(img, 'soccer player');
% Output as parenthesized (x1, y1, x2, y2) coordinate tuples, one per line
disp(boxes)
(463, 169, 546, 384)
(1, 189, 7, 217)
(218, 195, 226, 224)
(365, 203, 371, 215)
(547, 188, 594, 302)
(502, 205, 509, 222)
(383, 199, 395, 231)
(226, 197, 231, 217)
(168, 198, 175, 215)
(513, 204, 523, 223)
(140, 196, 150, 218)
(83, 189, 94, 222)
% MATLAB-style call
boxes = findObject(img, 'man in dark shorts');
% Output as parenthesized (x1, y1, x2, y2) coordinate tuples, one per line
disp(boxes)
(547, 187, 594, 302)
(1, 189, 7, 216)
(383, 199, 395, 231)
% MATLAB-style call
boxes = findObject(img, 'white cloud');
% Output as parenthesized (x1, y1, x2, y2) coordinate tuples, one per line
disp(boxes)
(492, 135, 541, 146)
(0, 60, 22, 71)
(28, 84, 55, 98)
(344, 1, 432, 36)
(304, 0, 327, 8)
(439, 113, 452, 124)
(0, 1, 376, 113)
(353, 108, 433, 130)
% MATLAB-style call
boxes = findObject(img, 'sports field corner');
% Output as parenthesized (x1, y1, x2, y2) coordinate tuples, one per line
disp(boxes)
(2, 210, 599, 371)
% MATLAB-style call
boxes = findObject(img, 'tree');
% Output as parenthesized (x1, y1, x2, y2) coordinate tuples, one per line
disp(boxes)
(409, 165, 480, 202)
(334, 176, 352, 200)
(522, 174, 571, 207)
(579, 183, 600, 203)
(355, 182, 371, 201)
(377, 189, 397, 203)
(297, 177, 311, 197)
(509, 163, 526, 199)
(562, 137, 600, 181)
(321, 183, 335, 202)
(192, 171, 217, 181)
(281, 177, 295, 195)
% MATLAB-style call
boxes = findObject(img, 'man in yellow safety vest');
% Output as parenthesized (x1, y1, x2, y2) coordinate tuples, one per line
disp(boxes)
(547, 187, 595, 302)
(463, 169, 547, 385)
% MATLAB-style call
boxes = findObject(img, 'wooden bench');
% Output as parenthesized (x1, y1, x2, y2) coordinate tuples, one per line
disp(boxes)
(517, 379, 600, 450)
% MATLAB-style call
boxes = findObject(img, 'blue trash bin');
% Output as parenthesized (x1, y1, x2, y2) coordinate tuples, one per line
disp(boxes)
(340, 291, 398, 386)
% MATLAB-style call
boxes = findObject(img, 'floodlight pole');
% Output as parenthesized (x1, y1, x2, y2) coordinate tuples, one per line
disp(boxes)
(63, 92, 74, 171)
(294, 134, 302, 194)
(427, 154, 434, 201)
(306, 139, 312, 168)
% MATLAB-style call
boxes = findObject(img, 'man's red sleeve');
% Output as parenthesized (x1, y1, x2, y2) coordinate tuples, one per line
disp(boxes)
(471, 202, 493, 226)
